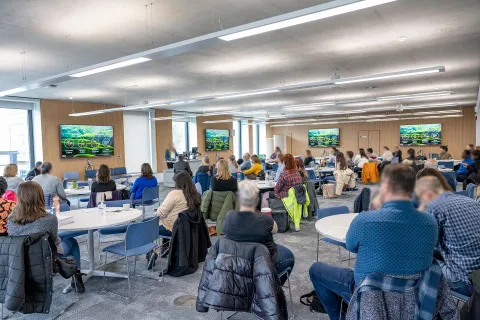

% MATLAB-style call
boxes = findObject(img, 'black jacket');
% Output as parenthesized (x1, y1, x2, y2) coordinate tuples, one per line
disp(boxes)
(196, 238, 288, 320)
(354, 187, 371, 213)
(166, 208, 211, 277)
(25, 168, 40, 181)
(0, 233, 53, 314)
(174, 160, 193, 177)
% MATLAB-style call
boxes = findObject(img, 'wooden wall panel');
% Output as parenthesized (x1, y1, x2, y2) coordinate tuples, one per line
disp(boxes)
(40, 99, 125, 180)
(196, 115, 234, 160)
(155, 110, 173, 173)
(269, 107, 476, 159)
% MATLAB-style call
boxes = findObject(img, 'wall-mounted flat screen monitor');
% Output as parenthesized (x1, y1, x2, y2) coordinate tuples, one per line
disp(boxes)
(60, 125, 114, 158)
(308, 128, 340, 147)
(205, 129, 230, 151)
(400, 123, 442, 146)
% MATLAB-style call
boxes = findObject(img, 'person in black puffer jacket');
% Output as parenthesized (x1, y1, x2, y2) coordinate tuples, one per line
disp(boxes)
(196, 237, 288, 320)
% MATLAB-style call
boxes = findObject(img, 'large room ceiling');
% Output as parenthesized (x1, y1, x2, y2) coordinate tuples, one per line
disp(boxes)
(1, 0, 479, 119)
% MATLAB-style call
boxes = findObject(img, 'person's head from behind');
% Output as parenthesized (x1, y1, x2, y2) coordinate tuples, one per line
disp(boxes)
(228, 155, 238, 167)
(202, 155, 210, 165)
(379, 164, 416, 202)
(251, 154, 261, 164)
(462, 149, 471, 160)
(9, 181, 46, 225)
(330, 147, 337, 154)
(295, 157, 305, 171)
(3, 164, 18, 177)
(41, 162, 53, 175)
(243, 152, 251, 161)
(336, 152, 347, 170)
(35, 161, 43, 170)
(275, 146, 281, 153)
(407, 148, 415, 159)
(346, 151, 354, 160)
(97, 164, 111, 183)
(359, 148, 368, 159)
(306, 149, 312, 157)
(0, 177, 7, 197)
(383, 146, 389, 152)
(416, 168, 453, 192)
(283, 154, 296, 171)
(238, 180, 259, 211)
(467, 144, 474, 151)
(415, 176, 447, 210)
(277, 153, 284, 164)
(440, 145, 448, 153)
(168, 142, 175, 150)
(174, 171, 201, 210)
(215, 159, 231, 180)
(140, 163, 154, 179)
(367, 148, 373, 155)
(178, 155, 185, 161)
(472, 150, 480, 160)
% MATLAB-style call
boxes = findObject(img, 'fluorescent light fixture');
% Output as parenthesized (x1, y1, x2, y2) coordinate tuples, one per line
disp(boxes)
(402, 103, 458, 109)
(170, 101, 185, 105)
(283, 102, 336, 110)
(335, 66, 445, 84)
(203, 119, 236, 124)
(152, 116, 190, 121)
(69, 57, 151, 77)
(217, 90, 280, 99)
(0, 87, 27, 97)
(377, 91, 453, 101)
(219, 0, 398, 41)
(70, 110, 107, 117)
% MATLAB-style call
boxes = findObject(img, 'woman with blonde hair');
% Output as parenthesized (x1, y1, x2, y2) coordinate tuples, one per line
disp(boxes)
(211, 159, 238, 192)
(228, 155, 239, 173)
(3, 163, 24, 194)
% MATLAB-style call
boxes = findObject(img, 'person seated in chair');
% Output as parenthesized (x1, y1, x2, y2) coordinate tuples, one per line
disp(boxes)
(197, 156, 213, 175)
(242, 154, 262, 180)
(147, 171, 202, 268)
(3, 164, 24, 194)
(304, 149, 314, 167)
(274, 154, 284, 182)
(228, 155, 239, 174)
(33, 162, 69, 205)
(7, 182, 85, 293)
(130, 163, 158, 201)
(309, 164, 438, 319)
(173, 155, 193, 177)
(415, 176, 480, 296)
(91, 164, 116, 193)
(456, 150, 474, 183)
(381, 146, 393, 162)
(366, 148, 377, 159)
(239, 153, 252, 171)
(211, 159, 237, 193)
(272, 154, 302, 199)
(25, 161, 42, 181)
(223, 180, 294, 284)
(353, 148, 369, 173)
(462, 150, 480, 190)
(295, 157, 309, 184)
(439, 145, 452, 160)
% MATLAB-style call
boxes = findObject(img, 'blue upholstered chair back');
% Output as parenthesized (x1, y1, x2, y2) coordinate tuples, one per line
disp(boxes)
(85, 170, 97, 179)
(317, 206, 349, 220)
(114, 167, 127, 175)
(193, 172, 210, 194)
(64, 171, 80, 181)
(125, 216, 159, 251)
(105, 199, 132, 207)
(437, 161, 454, 170)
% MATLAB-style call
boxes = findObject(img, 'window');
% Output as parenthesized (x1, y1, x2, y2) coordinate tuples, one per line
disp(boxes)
(0, 108, 32, 177)
(259, 123, 267, 156)
(188, 117, 197, 152)
(233, 121, 240, 158)
(241, 121, 250, 155)
(172, 121, 187, 153)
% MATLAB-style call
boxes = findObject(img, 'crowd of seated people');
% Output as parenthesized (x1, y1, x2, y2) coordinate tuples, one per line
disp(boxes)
(242, 154, 262, 180)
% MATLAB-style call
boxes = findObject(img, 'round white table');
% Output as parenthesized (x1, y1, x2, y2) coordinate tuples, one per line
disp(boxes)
(65, 184, 128, 207)
(58, 207, 142, 291)
(315, 213, 358, 242)
(257, 181, 276, 190)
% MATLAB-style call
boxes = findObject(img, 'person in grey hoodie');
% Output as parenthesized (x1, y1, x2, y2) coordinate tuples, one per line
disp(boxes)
(32, 162, 68, 204)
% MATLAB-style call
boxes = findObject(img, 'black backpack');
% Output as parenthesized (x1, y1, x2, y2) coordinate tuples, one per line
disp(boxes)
(300, 291, 327, 313)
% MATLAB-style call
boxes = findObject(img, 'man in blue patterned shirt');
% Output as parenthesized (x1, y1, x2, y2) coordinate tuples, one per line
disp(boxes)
(416, 176, 480, 296)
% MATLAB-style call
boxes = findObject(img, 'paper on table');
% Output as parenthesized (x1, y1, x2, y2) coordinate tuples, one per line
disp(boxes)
(325, 226, 349, 241)
(58, 215, 74, 226)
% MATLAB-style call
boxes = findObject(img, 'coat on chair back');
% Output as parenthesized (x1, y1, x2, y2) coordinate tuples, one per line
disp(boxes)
(200, 190, 236, 235)
(0, 233, 53, 314)
(166, 208, 212, 277)
(361, 162, 379, 184)
(196, 238, 288, 320)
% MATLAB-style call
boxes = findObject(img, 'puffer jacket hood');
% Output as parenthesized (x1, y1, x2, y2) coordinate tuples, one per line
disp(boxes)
(196, 238, 288, 320)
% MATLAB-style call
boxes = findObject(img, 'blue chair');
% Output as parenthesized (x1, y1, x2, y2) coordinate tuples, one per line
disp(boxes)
(102, 216, 160, 292)
(307, 169, 320, 183)
(132, 185, 159, 220)
(272, 163, 279, 172)
(391, 157, 399, 164)
(429, 153, 440, 160)
(438, 161, 454, 170)
(240, 172, 245, 180)
(455, 190, 469, 197)
(231, 172, 238, 179)
(63, 171, 88, 188)
(58, 203, 89, 239)
(85, 169, 97, 179)
(316, 206, 350, 263)
(193, 172, 211, 194)
(440, 172, 457, 191)
(466, 183, 476, 199)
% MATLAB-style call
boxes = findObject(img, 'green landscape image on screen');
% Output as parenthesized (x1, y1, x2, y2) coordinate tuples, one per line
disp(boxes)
(206, 129, 230, 151)
(308, 129, 339, 147)
(399, 123, 441, 146)
(60, 125, 114, 158)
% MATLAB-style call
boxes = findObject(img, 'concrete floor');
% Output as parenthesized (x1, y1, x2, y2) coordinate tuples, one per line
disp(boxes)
(7, 185, 362, 320)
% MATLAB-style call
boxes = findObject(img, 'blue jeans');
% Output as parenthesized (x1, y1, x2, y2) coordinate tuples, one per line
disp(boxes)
(275, 244, 295, 285)
(309, 262, 355, 320)
(159, 225, 172, 237)
(60, 237, 81, 269)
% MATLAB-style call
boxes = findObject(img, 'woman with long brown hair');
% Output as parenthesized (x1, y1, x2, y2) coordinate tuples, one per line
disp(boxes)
(295, 157, 309, 183)
(7, 181, 85, 293)
(3, 163, 24, 194)
(333, 152, 356, 196)
(91, 164, 116, 192)
(130, 163, 157, 200)
(273, 154, 303, 199)
(211, 159, 238, 192)
(228, 155, 239, 173)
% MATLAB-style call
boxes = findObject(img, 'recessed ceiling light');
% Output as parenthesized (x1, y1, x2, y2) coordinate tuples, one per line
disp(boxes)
(217, 90, 280, 99)
(397, 36, 407, 42)
(0, 87, 27, 97)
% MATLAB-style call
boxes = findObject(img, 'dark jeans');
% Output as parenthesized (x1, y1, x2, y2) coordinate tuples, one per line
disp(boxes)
(60, 237, 81, 269)
(275, 244, 295, 285)
(309, 262, 355, 320)
(434, 250, 474, 297)
(456, 174, 468, 183)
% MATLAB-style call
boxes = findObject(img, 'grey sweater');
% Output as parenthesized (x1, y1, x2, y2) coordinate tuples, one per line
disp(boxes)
(32, 174, 67, 201)
(5, 176, 24, 194)
(7, 214, 62, 254)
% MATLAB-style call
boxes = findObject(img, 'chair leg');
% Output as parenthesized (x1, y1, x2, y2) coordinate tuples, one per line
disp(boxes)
(134, 257, 137, 276)
(126, 256, 131, 292)
(286, 274, 295, 319)
(316, 234, 320, 262)
(103, 252, 108, 290)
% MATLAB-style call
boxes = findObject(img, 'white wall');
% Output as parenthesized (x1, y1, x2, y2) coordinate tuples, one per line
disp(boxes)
(123, 111, 151, 173)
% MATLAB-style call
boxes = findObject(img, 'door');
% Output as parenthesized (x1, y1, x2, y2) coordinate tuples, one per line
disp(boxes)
(368, 130, 380, 154)
(358, 130, 369, 150)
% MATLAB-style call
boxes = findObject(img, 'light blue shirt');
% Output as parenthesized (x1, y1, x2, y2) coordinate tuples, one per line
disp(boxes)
(274, 163, 284, 182)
